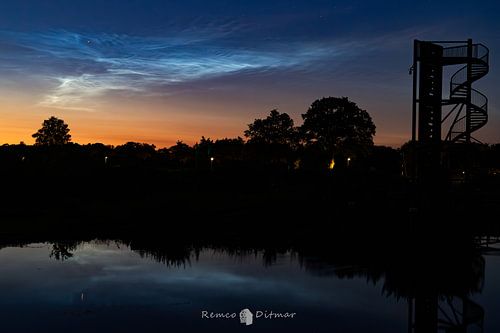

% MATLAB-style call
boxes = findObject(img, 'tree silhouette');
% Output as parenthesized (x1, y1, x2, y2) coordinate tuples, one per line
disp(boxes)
(194, 136, 214, 169)
(168, 141, 194, 167)
(32, 116, 72, 146)
(214, 137, 245, 161)
(244, 109, 297, 146)
(301, 97, 375, 158)
(115, 142, 156, 160)
(195, 136, 214, 157)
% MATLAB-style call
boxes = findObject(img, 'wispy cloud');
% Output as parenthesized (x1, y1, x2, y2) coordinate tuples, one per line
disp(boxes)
(38, 74, 145, 111)
(0, 30, 342, 111)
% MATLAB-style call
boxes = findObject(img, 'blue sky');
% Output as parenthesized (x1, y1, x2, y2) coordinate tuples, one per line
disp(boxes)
(1, 0, 499, 146)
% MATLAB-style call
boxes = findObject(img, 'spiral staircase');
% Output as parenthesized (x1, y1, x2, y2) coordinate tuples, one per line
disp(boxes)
(441, 43, 489, 143)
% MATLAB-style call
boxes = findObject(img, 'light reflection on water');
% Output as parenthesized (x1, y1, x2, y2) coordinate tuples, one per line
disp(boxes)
(0, 241, 408, 333)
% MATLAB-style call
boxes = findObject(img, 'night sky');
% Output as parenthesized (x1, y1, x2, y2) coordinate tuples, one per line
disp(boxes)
(1, 0, 499, 147)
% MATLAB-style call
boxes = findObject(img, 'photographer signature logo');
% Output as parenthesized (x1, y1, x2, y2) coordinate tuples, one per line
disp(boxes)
(201, 308, 296, 326)
(239, 308, 254, 326)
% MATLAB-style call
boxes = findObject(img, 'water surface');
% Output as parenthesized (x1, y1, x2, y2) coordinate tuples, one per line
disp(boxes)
(0, 240, 498, 332)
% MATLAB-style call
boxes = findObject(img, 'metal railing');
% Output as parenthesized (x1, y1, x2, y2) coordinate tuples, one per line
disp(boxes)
(443, 43, 489, 59)
(471, 89, 488, 112)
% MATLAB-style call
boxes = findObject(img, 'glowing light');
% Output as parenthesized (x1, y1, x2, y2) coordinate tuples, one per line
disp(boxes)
(329, 159, 335, 170)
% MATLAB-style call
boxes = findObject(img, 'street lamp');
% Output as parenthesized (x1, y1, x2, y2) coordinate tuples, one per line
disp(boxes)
(210, 157, 214, 171)
(347, 157, 351, 167)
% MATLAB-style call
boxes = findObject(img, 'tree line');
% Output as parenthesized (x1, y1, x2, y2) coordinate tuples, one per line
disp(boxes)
(0, 97, 380, 171)
(2, 96, 500, 176)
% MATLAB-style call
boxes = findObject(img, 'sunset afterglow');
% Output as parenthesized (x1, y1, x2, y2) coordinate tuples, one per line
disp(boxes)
(1, 0, 499, 147)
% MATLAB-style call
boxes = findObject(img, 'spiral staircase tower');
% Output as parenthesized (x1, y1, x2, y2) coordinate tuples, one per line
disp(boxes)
(410, 39, 489, 179)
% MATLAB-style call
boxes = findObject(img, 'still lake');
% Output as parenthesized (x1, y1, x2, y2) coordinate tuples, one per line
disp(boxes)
(0, 240, 499, 332)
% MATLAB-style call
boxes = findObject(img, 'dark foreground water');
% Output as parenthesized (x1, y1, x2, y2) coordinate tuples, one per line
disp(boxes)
(0, 240, 499, 333)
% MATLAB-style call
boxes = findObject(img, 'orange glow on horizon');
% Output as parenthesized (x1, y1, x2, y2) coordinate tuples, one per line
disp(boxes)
(0, 98, 410, 148)
(0, 100, 247, 148)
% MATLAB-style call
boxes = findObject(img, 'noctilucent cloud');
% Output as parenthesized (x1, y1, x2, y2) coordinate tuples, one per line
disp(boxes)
(1, 0, 499, 147)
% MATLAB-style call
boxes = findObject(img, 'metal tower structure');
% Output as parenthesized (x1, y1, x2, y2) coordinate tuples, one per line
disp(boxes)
(410, 39, 489, 178)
